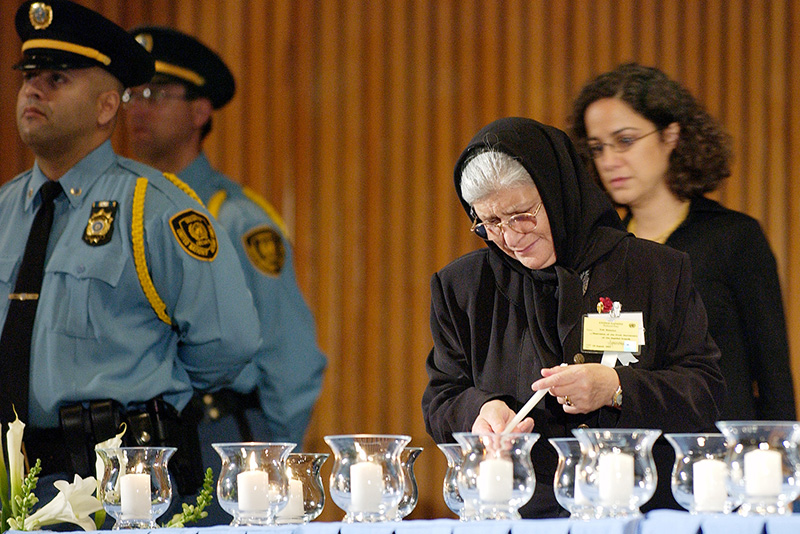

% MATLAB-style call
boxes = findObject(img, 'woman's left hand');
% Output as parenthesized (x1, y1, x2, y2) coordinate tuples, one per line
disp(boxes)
(531, 363, 619, 413)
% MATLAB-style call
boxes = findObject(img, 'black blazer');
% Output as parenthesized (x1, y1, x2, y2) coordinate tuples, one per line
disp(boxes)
(422, 233, 725, 517)
(657, 196, 795, 421)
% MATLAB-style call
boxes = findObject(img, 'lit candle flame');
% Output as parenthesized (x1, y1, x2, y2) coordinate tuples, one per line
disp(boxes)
(249, 452, 260, 471)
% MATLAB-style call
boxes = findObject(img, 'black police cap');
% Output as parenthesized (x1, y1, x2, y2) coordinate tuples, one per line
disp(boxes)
(130, 26, 235, 110)
(14, 0, 154, 88)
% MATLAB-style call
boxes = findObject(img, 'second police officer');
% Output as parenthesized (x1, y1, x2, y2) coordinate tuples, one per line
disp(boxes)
(122, 25, 328, 519)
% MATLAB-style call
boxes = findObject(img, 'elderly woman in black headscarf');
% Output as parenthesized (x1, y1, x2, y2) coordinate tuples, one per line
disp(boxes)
(422, 117, 725, 518)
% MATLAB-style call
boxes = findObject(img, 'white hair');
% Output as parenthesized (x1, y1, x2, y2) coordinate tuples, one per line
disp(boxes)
(460, 150, 532, 205)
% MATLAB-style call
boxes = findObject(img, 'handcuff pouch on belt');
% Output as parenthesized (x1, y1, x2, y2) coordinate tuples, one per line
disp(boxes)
(59, 400, 121, 478)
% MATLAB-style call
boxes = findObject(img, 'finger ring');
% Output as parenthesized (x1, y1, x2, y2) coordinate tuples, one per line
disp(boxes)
(564, 395, 573, 407)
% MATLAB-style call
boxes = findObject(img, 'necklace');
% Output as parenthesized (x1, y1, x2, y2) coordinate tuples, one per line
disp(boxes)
(627, 201, 690, 244)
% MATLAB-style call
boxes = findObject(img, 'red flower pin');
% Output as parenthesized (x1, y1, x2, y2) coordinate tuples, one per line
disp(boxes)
(597, 297, 613, 313)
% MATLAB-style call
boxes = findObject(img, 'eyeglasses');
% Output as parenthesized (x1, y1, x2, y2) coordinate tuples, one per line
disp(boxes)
(121, 86, 187, 107)
(470, 202, 543, 240)
(586, 129, 660, 159)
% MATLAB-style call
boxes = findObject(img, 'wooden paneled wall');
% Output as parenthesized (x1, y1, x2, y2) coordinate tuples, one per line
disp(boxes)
(1, 0, 799, 521)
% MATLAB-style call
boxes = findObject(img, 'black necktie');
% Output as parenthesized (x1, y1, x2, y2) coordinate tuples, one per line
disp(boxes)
(0, 180, 63, 424)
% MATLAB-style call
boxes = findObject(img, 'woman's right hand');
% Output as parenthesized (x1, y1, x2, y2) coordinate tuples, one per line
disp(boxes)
(472, 399, 534, 434)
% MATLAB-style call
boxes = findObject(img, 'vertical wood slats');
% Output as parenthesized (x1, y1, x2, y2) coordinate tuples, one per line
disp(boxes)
(787, 1, 800, 428)
(1, 0, 799, 521)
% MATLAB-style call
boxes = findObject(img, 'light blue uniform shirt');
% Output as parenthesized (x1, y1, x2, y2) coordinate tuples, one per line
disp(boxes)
(180, 153, 326, 446)
(0, 142, 262, 428)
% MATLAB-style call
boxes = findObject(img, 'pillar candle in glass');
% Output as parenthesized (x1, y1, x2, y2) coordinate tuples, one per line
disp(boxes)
(212, 442, 296, 526)
(453, 432, 538, 521)
(664, 433, 733, 514)
(477, 457, 513, 503)
(716, 421, 800, 516)
(573, 428, 660, 518)
(693, 459, 728, 512)
(96, 446, 176, 530)
(120, 473, 151, 519)
(274, 452, 329, 524)
(324, 434, 409, 523)
(350, 461, 384, 512)
(275, 471, 304, 519)
(744, 448, 783, 497)
(237, 469, 270, 512)
(598, 452, 634, 506)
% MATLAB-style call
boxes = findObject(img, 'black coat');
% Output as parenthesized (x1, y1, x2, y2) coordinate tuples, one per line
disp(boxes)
(422, 233, 724, 517)
(422, 118, 725, 518)
(654, 197, 795, 421)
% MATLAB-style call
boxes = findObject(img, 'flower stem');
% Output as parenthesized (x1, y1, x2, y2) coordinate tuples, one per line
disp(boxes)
(12, 460, 41, 531)
(163, 468, 214, 528)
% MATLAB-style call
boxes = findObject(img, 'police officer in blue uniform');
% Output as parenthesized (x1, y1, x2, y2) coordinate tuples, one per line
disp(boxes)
(1, 0, 262, 497)
(123, 24, 326, 494)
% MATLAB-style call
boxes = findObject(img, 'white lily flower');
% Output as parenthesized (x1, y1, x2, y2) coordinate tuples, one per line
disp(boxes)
(94, 424, 127, 482)
(7, 414, 25, 516)
(20, 475, 103, 531)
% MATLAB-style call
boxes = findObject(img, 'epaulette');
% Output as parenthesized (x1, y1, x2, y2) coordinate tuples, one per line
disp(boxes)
(130, 173, 207, 325)
(131, 177, 171, 325)
(242, 186, 290, 241)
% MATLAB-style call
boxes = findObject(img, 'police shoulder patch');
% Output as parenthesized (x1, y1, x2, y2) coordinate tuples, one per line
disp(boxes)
(242, 225, 285, 276)
(169, 209, 218, 261)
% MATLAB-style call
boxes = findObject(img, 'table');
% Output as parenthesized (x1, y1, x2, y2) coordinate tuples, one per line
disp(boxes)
(23, 510, 800, 534)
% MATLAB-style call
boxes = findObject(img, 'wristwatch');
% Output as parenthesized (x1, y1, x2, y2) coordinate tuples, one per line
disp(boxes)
(611, 385, 623, 409)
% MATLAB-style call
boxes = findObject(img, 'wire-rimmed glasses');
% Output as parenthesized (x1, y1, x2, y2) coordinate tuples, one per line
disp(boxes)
(470, 202, 542, 240)
(122, 86, 188, 107)
(586, 129, 660, 159)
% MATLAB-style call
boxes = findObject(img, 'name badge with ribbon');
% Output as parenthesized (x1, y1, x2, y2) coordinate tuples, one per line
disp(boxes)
(581, 298, 644, 367)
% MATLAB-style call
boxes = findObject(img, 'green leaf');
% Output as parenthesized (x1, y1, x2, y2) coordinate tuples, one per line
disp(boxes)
(94, 508, 106, 529)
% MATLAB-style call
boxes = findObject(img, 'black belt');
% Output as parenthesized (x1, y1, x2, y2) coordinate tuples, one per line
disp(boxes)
(24, 398, 205, 496)
(26, 400, 126, 477)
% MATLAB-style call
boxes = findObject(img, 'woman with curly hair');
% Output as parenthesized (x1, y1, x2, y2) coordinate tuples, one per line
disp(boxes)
(569, 63, 795, 421)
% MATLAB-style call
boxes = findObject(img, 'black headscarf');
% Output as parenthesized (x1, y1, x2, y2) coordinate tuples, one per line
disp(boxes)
(455, 117, 624, 269)
(454, 117, 626, 363)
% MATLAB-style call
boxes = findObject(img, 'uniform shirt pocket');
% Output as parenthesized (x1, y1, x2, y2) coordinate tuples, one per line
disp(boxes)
(45, 250, 127, 339)
(0, 256, 19, 286)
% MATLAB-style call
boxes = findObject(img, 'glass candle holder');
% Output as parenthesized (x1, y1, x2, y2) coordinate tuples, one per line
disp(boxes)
(393, 447, 423, 520)
(324, 434, 411, 523)
(212, 442, 296, 526)
(548, 437, 593, 520)
(95, 446, 176, 529)
(453, 432, 539, 520)
(664, 433, 736, 514)
(716, 421, 800, 516)
(437, 443, 478, 521)
(572, 428, 661, 518)
(274, 452, 329, 524)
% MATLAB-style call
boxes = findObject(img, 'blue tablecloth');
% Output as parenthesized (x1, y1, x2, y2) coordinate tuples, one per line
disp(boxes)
(22, 510, 800, 534)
